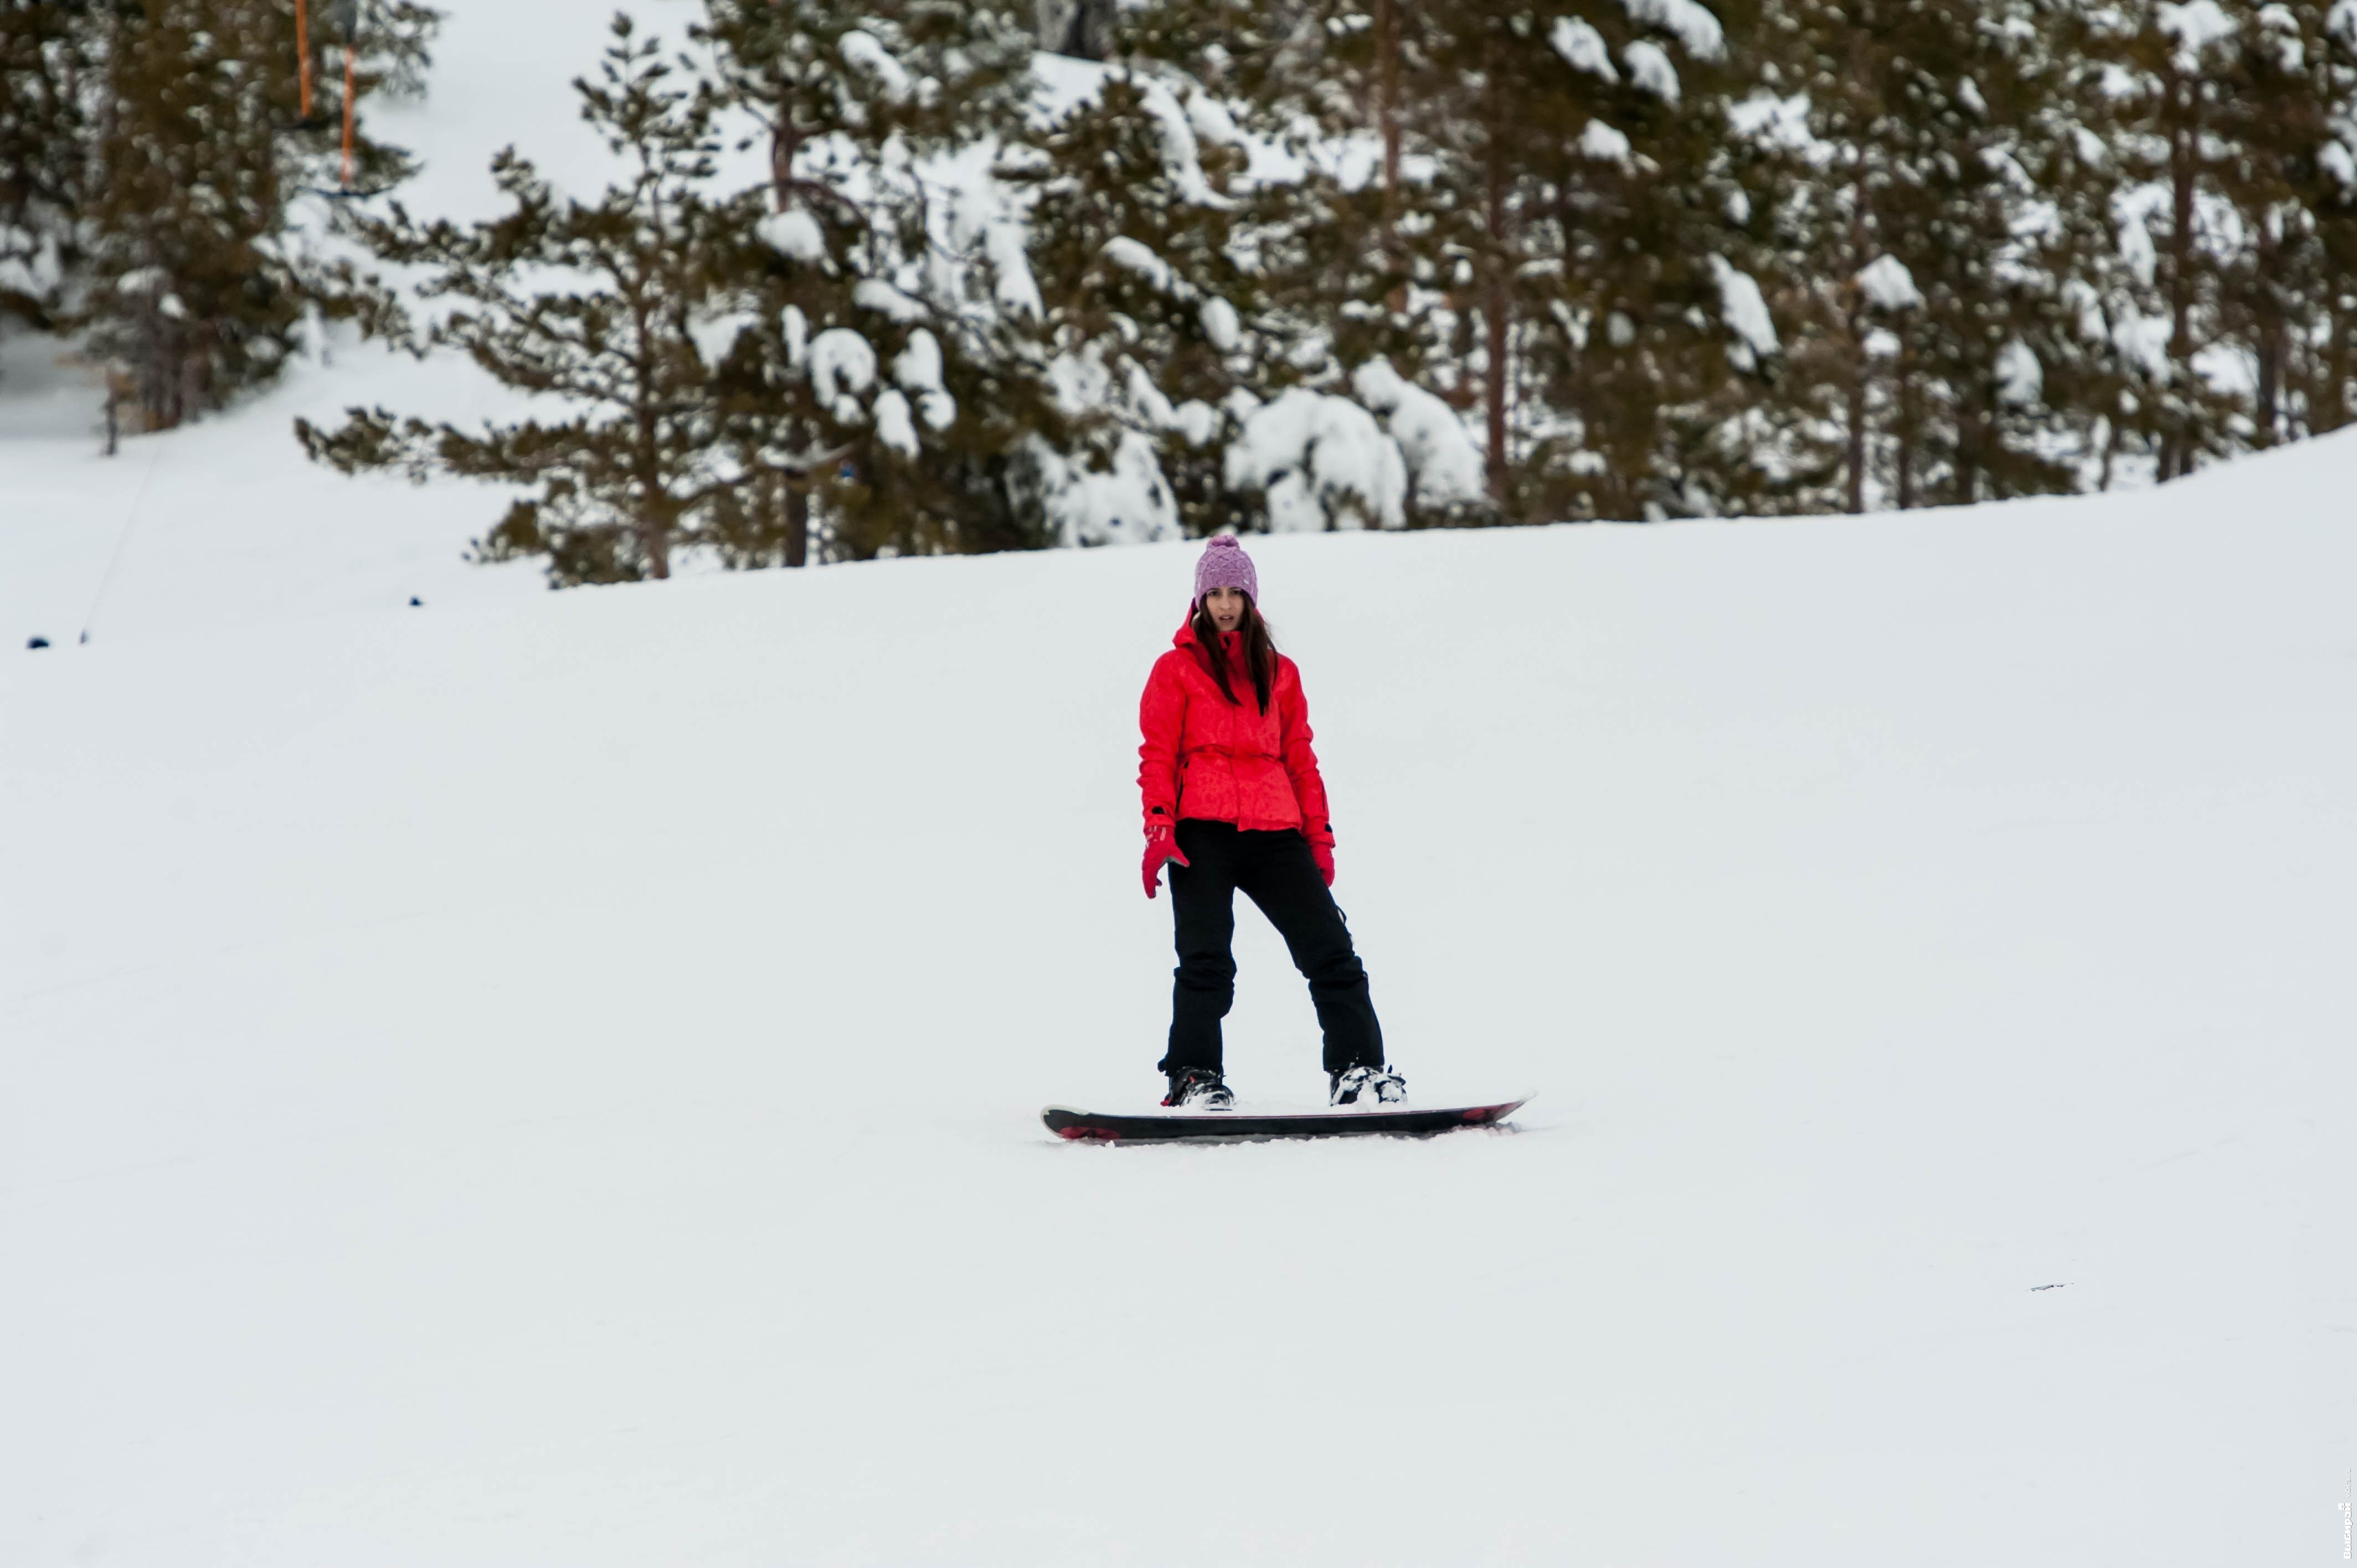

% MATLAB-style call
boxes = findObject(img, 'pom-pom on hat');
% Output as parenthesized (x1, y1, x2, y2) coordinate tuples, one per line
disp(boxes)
(1192, 534, 1259, 608)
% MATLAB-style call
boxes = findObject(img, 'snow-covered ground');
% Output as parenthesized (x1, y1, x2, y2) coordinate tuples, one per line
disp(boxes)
(7, 435, 2355, 1562)
(6, 3, 2356, 1562)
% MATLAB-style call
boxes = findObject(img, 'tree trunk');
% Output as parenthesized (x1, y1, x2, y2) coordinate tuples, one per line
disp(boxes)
(2255, 229, 2282, 447)
(769, 81, 799, 212)
(1481, 34, 1510, 507)
(2162, 73, 2198, 483)
(2324, 308, 2354, 434)
(1895, 368, 1918, 511)
(1955, 394, 1983, 507)
(1058, 0, 1115, 61)
(1841, 172, 1874, 514)
(785, 481, 808, 568)
(1845, 334, 1867, 514)
(1376, 0, 1401, 249)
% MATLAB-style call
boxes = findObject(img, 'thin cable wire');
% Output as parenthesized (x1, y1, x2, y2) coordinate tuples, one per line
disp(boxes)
(78, 436, 166, 646)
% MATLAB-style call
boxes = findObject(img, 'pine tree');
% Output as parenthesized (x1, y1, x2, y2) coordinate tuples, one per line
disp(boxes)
(1016, 70, 1259, 538)
(2193, 1, 2350, 449)
(2074, 0, 2269, 481)
(297, 16, 763, 584)
(0, 0, 92, 336)
(1378, 0, 1769, 520)
(73, 0, 311, 430)
(1754, 0, 2082, 511)
(693, 0, 1064, 563)
(2291, 4, 2357, 435)
(35, 0, 436, 427)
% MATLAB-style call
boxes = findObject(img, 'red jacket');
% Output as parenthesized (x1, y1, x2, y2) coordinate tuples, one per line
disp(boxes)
(1138, 622, 1335, 845)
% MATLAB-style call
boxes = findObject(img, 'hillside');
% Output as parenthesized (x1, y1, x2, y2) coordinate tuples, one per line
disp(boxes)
(5, 1, 2356, 1561)
(6, 422, 2355, 1560)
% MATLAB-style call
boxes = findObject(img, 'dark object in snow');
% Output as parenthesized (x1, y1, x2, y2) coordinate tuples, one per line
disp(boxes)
(27, 636, 51, 649)
(2031, 1283, 2070, 1292)
(409, 596, 423, 606)
(1043, 1096, 1529, 1144)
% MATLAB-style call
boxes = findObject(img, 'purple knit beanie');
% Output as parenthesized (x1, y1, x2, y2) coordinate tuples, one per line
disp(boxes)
(1192, 534, 1259, 608)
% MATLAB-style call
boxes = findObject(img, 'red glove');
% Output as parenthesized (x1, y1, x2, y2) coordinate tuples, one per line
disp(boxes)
(1143, 818, 1190, 899)
(1309, 837, 1335, 888)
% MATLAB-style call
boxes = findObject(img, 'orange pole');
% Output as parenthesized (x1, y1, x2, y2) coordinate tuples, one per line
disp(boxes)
(340, 47, 356, 188)
(295, 0, 312, 118)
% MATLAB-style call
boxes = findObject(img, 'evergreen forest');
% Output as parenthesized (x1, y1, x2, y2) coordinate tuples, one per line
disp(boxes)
(7, 0, 2356, 581)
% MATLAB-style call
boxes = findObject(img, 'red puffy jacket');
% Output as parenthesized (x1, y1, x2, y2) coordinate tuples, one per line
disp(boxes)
(1138, 621, 1334, 847)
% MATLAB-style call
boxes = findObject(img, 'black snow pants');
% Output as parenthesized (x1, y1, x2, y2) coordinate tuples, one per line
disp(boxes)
(1159, 819, 1383, 1079)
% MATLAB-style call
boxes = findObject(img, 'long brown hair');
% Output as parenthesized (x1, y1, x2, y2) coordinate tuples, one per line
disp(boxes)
(1191, 594, 1277, 712)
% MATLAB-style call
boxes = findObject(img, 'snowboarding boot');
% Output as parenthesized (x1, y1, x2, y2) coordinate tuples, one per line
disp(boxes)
(1164, 1067, 1235, 1112)
(1329, 1064, 1407, 1107)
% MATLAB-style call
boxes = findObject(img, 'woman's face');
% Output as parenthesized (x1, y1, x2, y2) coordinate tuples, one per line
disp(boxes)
(1203, 586, 1248, 633)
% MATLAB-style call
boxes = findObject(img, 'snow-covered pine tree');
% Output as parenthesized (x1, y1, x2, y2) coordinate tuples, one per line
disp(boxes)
(0, 0, 91, 337)
(693, 0, 1064, 563)
(297, 16, 763, 584)
(73, 0, 315, 431)
(1371, 0, 1769, 520)
(1524, 0, 1782, 520)
(2075, 0, 2271, 481)
(2286, 2, 2357, 436)
(1755, 0, 2078, 510)
(1014, 24, 1489, 539)
(2189, 1, 2352, 449)
(1168, 0, 1495, 523)
(52, 0, 434, 429)
(1017, 69, 1255, 539)
(284, 0, 440, 195)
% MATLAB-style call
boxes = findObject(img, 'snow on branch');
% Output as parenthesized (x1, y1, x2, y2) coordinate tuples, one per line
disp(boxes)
(2157, 1, 2238, 69)
(1855, 255, 1923, 312)
(1224, 388, 1408, 532)
(1550, 17, 1619, 80)
(808, 328, 878, 422)
(1624, 42, 1681, 104)
(1103, 235, 1195, 300)
(1708, 256, 1778, 366)
(1624, 0, 1727, 60)
(1995, 342, 2044, 407)
(1352, 360, 1486, 510)
(839, 29, 913, 101)
(853, 278, 928, 323)
(1034, 430, 1181, 546)
(757, 210, 827, 264)
(1578, 120, 1635, 165)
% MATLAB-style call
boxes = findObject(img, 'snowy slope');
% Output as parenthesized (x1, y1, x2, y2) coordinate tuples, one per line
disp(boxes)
(6, 431, 2356, 1564)
(6, 1, 2357, 1561)
(0, 0, 658, 651)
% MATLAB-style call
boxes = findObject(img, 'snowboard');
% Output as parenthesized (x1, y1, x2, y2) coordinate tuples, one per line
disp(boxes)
(1042, 1095, 1530, 1143)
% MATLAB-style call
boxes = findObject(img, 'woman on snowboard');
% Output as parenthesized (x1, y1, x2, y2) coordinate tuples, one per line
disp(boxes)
(1138, 534, 1404, 1113)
